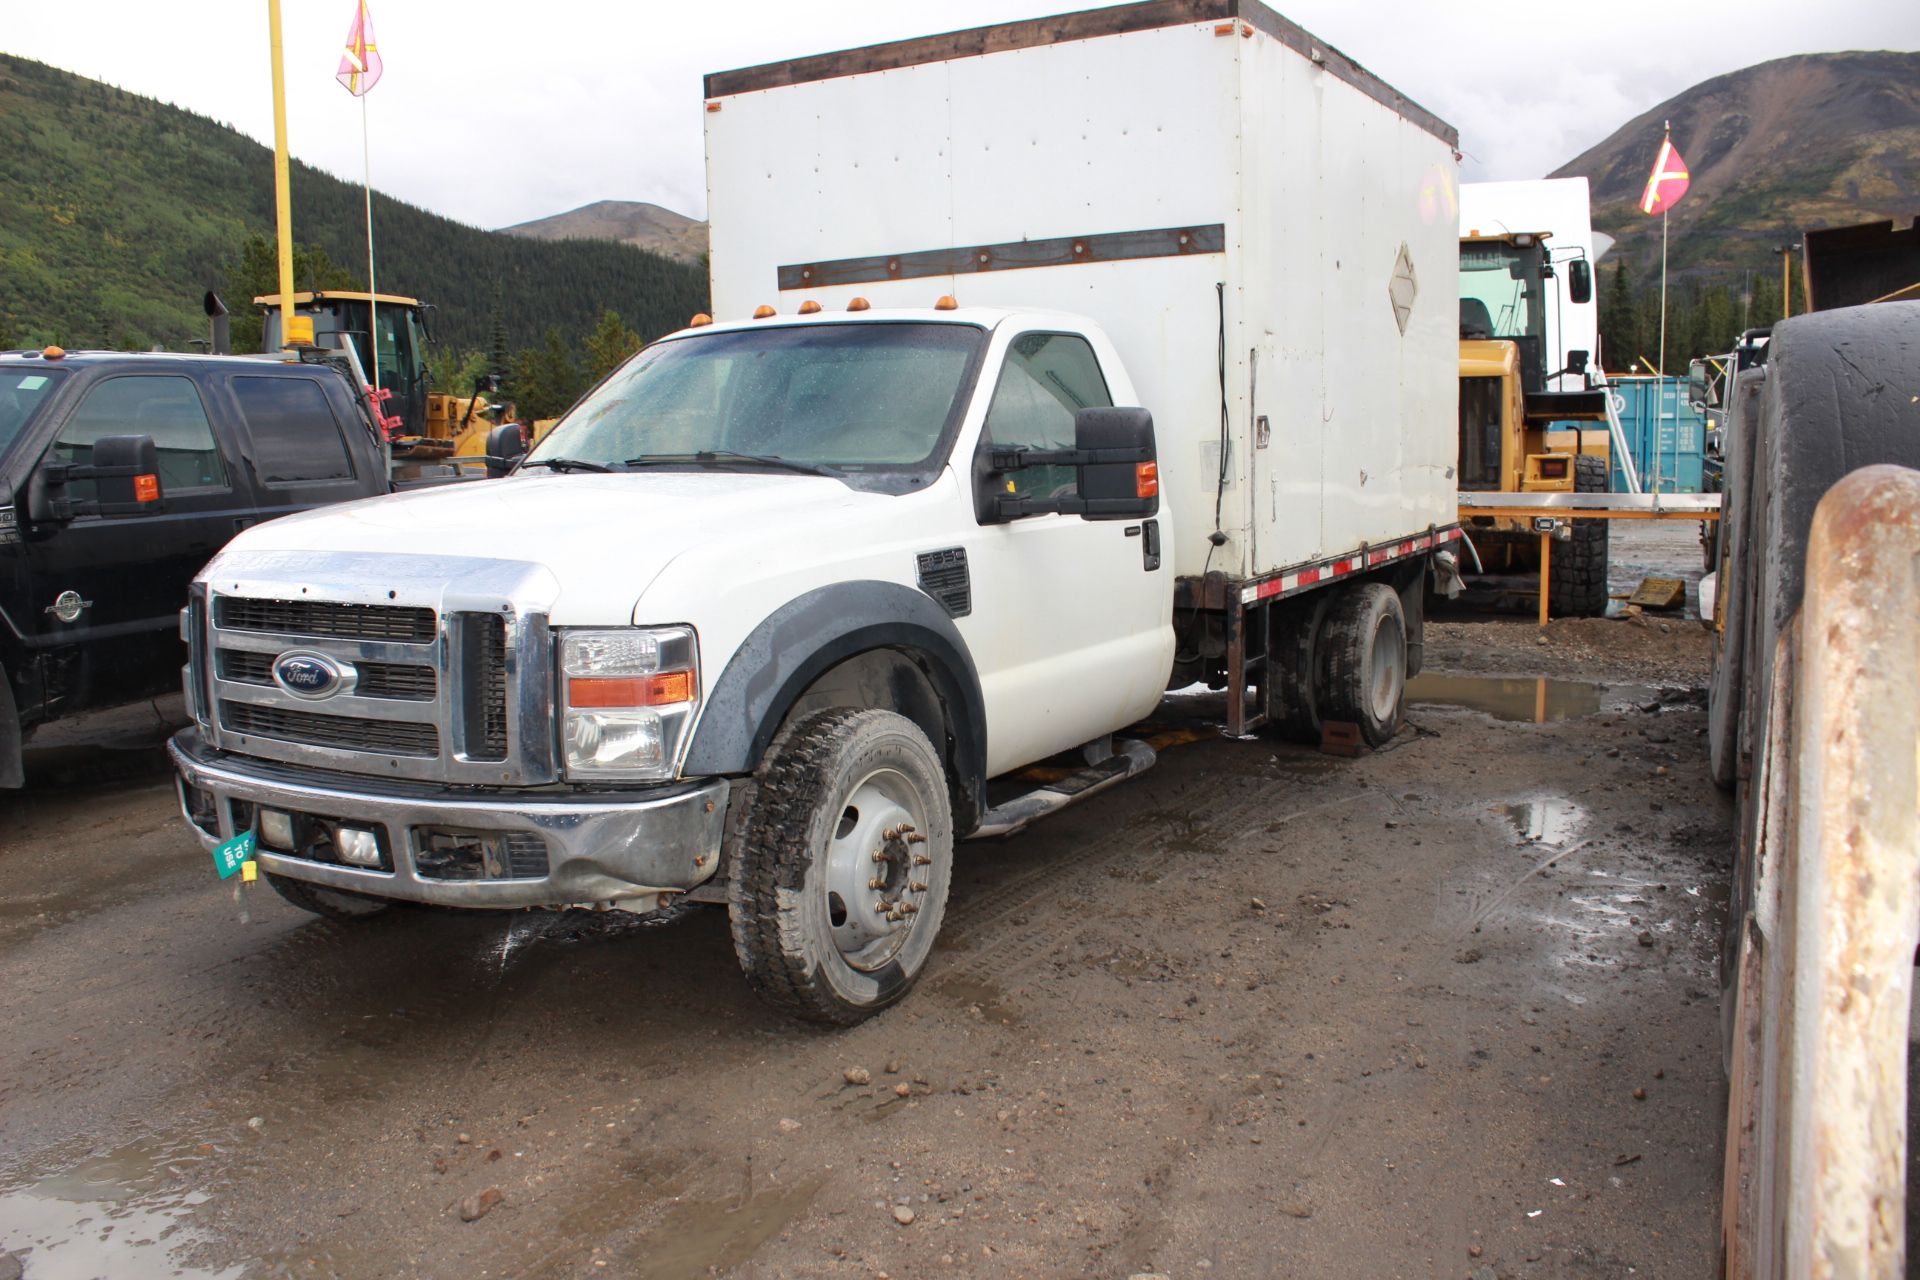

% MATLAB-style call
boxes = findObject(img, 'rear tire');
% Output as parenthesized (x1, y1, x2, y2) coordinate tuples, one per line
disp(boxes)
(1266, 596, 1329, 745)
(264, 872, 394, 920)
(727, 707, 953, 1025)
(1317, 584, 1406, 748)
(1549, 454, 1610, 617)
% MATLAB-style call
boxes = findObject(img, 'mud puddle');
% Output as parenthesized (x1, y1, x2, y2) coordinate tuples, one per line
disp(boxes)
(1500, 797, 1588, 845)
(1407, 673, 1655, 723)
(620, 1175, 823, 1279)
(0, 1136, 240, 1280)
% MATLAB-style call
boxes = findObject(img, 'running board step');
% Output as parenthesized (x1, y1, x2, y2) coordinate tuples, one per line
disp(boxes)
(969, 739, 1157, 840)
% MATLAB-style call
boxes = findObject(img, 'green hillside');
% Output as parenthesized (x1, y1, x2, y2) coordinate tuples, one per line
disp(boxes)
(0, 54, 707, 355)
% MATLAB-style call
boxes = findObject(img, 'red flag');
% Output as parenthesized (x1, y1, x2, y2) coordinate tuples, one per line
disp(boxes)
(1640, 136, 1689, 216)
(336, 1, 383, 97)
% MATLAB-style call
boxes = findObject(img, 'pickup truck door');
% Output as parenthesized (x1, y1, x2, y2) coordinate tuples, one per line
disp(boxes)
(957, 330, 1172, 775)
(222, 371, 377, 518)
(18, 372, 250, 711)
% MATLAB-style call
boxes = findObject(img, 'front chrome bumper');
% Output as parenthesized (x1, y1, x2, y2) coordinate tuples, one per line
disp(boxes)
(169, 729, 729, 909)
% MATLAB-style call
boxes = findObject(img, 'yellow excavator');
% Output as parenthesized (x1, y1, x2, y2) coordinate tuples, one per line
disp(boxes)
(1456, 231, 1613, 617)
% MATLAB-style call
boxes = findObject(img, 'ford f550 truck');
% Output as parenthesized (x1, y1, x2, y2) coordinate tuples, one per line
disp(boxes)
(170, 1, 1462, 1023)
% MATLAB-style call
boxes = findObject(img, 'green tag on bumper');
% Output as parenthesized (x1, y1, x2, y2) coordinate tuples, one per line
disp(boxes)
(213, 830, 256, 880)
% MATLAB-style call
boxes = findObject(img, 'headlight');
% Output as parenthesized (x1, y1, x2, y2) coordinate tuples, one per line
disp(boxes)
(559, 626, 699, 781)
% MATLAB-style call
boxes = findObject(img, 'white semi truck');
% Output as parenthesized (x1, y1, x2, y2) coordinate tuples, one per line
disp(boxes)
(169, 1, 1462, 1023)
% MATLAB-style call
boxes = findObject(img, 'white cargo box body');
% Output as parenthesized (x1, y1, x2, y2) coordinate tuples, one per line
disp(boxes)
(704, 1, 1460, 583)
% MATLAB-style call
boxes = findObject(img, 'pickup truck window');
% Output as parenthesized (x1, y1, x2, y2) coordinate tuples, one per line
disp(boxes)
(0, 369, 67, 460)
(529, 322, 984, 490)
(980, 331, 1112, 499)
(50, 374, 226, 500)
(233, 375, 355, 484)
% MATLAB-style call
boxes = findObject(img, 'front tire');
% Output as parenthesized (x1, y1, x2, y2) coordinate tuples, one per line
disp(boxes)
(1317, 583, 1406, 748)
(1549, 454, 1610, 617)
(727, 708, 954, 1025)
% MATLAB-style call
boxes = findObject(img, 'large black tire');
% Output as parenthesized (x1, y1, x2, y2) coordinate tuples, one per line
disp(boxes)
(727, 707, 954, 1025)
(1316, 583, 1406, 748)
(264, 872, 394, 920)
(1265, 595, 1329, 745)
(1549, 454, 1610, 617)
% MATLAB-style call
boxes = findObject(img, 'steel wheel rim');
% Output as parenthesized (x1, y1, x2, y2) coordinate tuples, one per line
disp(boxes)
(1369, 617, 1404, 723)
(822, 767, 933, 972)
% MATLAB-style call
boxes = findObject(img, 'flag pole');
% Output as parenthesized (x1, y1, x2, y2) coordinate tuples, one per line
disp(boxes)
(362, 91, 379, 409)
(267, 0, 296, 348)
(1657, 121, 1669, 379)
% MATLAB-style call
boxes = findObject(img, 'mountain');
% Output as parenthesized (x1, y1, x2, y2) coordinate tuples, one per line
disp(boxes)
(1550, 51, 1920, 280)
(0, 55, 707, 354)
(502, 200, 708, 268)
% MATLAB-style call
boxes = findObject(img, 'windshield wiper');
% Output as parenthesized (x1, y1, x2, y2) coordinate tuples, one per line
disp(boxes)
(623, 451, 839, 479)
(520, 457, 613, 474)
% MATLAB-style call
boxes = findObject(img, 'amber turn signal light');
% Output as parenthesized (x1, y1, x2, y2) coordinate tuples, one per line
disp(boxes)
(568, 671, 696, 709)
(1136, 461, 1159, 498)
(134, 474, 160, 503)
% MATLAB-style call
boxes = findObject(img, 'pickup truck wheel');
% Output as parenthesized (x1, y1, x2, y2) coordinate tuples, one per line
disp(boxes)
(1317, 583, 1406, 747)
(264, 872, 394, 920)
(728, 708, 953, 1025)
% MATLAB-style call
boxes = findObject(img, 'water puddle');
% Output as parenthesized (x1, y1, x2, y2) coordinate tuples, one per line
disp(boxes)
(1406, 674, 1655, 724)
(0, 1136, 241, 1280)
(1499, 797, 1587, 845)
(621, 1175, 823, 1280)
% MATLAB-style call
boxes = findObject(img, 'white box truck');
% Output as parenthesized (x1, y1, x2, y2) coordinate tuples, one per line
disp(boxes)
(169, 1, 1462, 1023)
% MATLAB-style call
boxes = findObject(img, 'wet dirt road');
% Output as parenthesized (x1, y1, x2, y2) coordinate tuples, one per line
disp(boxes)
(0, 627, 1731, 1279)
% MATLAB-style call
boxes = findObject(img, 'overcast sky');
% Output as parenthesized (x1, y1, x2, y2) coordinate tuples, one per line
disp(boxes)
(7, 1, 1917, 231)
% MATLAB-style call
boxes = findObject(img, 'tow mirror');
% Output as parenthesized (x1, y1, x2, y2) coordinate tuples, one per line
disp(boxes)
(977, 406, 1158, 522)
(1686, 359, 1713, 410)
(484, 422, 528, 478)
(28, 434, 164, 523)
(1568, 258, 1593, 305)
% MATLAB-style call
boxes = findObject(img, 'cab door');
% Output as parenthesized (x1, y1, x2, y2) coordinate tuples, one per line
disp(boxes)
(20, 372, 250, 711)
(956, 329, 1174, 775)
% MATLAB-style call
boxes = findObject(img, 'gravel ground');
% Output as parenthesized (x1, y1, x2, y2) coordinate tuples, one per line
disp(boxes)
(0, 525, 1731, 1280)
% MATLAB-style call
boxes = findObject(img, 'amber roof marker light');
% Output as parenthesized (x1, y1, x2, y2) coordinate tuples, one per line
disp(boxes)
(688, 313, 714, 327)
(847, 297, 872, 312)
(934, 295, 959, 311)
(752, 304, 777, 319)
(798, 300, 822, 314)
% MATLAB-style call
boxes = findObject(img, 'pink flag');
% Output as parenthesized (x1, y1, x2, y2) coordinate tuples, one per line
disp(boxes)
(336, 0, 383, 96)
(1640, 136, 1690, 216)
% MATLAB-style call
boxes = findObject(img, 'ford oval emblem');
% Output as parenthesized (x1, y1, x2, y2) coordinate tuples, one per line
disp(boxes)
(272, 652, 352, 700)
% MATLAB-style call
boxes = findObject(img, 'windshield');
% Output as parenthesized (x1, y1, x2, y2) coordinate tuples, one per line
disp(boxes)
(1459, 242, 1547, 342)
(0, 369, 68, 461)
(525, 322, 984, 489)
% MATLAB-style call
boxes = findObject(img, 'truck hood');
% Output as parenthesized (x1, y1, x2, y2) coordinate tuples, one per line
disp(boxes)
(222, 472, 888, 624)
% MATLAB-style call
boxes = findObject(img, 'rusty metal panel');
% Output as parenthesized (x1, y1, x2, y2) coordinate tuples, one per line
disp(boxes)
(778, 224, 1226, 291)
(1721, 464, 1920, 1278)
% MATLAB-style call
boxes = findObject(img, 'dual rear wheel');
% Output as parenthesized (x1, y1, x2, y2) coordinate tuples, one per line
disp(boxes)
(1268, 581, 1409, 749)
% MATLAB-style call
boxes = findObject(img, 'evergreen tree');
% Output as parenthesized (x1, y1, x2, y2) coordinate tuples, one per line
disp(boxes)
(220, 233, 362, 353)
(509, 328, 586, 421)
(583, 310, 643, 385)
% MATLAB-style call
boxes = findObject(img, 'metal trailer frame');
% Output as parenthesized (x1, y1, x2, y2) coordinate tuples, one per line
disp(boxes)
(1720, 465, 1920, 1278)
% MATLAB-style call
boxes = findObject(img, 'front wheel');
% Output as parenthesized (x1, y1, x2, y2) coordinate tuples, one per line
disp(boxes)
(1549, 454, 1611, 617)
(727, 708, 954, 1025)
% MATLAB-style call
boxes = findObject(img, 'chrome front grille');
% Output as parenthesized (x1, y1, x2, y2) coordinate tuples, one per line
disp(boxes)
(215, 597, 437, 643)
(219, 649, 437, 701)
(200, 560, 556, 786)
(221, 701, 440, 756)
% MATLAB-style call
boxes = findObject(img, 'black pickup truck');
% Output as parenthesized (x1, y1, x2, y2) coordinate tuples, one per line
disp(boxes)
(0, 347, 453, 787)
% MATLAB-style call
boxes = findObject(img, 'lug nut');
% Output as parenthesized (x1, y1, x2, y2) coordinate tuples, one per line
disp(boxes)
(874, 899, 891, 914)
(869, 876, 887, 890)
(913, 854, 932, 866)
(907, 833, 928, 844)
(901, 901, 919, 914)
(909, 881, 928, 893)
(871, 849, 888, 862)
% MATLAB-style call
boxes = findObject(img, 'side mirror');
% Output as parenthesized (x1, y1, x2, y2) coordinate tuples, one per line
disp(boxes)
(1568, 259, 1593, 305)
(977, 406, 1158, 522)
(29, 434, 164, 523)
(484, 422, 528, 478)
(1072, 406, 1158, 520)
(1686, 359, 1714, 409)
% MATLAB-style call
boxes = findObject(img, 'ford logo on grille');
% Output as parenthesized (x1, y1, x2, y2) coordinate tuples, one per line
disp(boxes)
(272, 652, 354, 700)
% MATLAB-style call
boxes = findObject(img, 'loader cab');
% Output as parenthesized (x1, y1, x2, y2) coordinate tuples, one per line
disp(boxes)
(1459, 233, 1552, 395)
(256, 291, 431, 438)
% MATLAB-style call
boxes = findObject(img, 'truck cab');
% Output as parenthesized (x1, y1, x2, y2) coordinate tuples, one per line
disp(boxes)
(1456, 232, 1613, 616)
(0, 348, 404, 786)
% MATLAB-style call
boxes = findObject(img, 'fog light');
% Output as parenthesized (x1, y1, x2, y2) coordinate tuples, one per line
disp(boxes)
(336, 826, 382, 868)
(260, 809, 295, 850)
